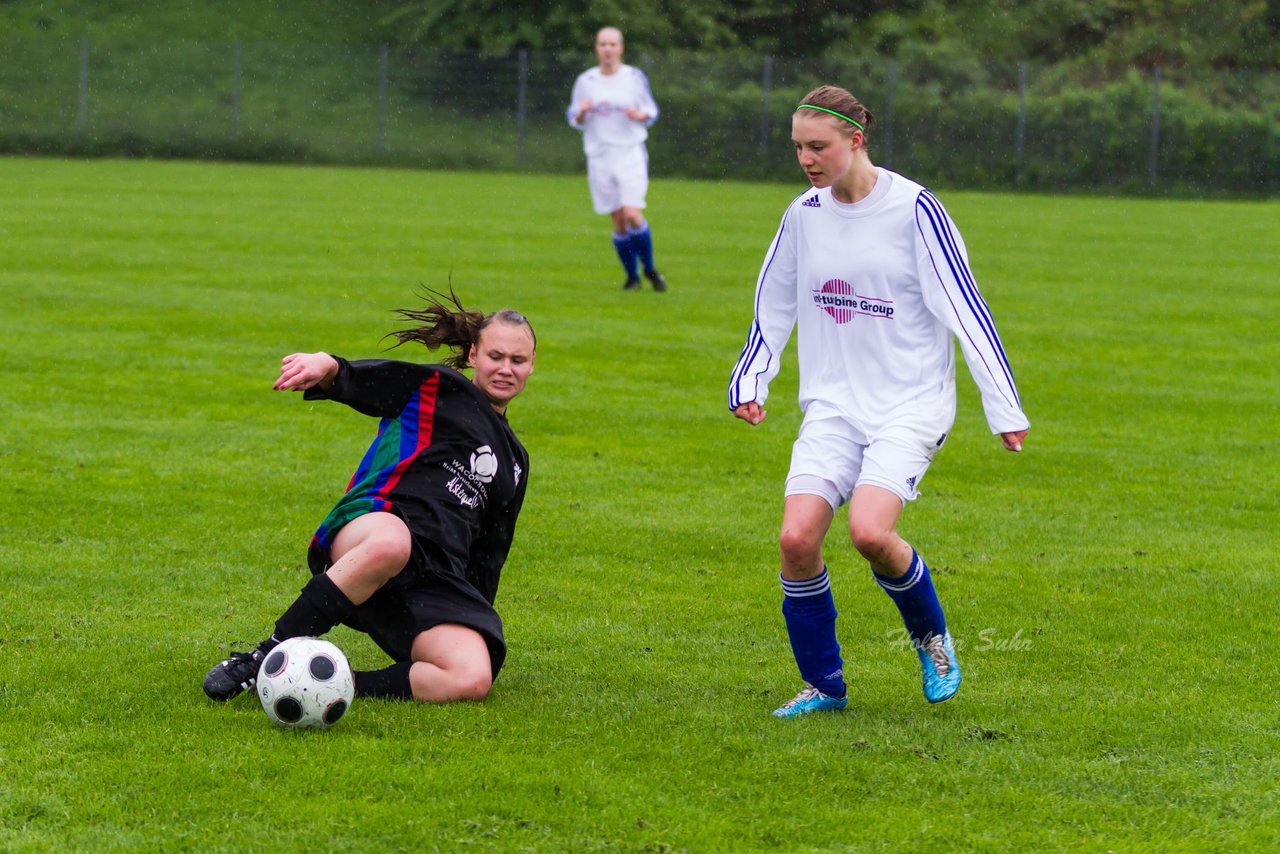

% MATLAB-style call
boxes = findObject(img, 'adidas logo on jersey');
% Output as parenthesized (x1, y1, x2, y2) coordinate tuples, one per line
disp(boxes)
(801, 194, 821, 208)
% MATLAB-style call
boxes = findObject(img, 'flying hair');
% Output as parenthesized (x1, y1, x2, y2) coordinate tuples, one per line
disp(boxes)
(386, 283, 535, 371)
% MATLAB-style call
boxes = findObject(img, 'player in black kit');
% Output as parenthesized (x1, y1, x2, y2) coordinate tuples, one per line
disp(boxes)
(203, 290, 535, 705)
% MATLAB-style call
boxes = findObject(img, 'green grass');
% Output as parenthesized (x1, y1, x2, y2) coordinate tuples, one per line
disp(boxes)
(0, 156, 1277, 851)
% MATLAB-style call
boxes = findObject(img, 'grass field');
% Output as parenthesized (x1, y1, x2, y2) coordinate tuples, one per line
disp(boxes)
(0, 155, 1277, 851)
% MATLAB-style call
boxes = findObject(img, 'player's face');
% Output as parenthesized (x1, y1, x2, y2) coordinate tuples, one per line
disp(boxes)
(595, 29, 623, 71)
(792, 113, 858, 189)
(469, 321, 536, 413)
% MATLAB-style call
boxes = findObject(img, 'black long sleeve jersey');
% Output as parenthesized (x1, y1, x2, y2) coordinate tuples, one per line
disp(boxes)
(303, 358, 529, 604)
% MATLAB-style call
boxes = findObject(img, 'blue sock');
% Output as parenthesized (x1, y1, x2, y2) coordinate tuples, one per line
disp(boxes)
(781, 569, 846, 698)
(612, 232, 638, 280)
(627, 222, 655, 273)
(873, 550, 948, 645)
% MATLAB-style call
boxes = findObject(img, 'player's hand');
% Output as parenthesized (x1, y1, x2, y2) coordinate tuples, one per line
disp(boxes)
(1000, 429, 1028, 452)
(734, 402, 767, 426)
(576, 99, 593, 122)
(274, 352, 338, 391)
(624, 107, 647, 122)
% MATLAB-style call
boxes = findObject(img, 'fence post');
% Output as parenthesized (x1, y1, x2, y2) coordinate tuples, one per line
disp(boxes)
(516, 49, 528, 166)
(77, 39, 89, 133)
(1148, 65, 1162, 187)
(759, 55, 772, 153)
(1016, 63, 1027, 187)
(378, 45, 389, 154)
(232, 40, 241, 139)
(883, 58, 896, 170)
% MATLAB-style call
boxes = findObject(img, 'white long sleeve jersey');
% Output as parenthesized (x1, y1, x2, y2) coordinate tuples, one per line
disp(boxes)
(566, 64, 658, 157)
(728, 169, 1029, 436)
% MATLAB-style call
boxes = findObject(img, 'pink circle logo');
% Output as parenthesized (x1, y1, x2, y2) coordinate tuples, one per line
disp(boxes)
(813, 279, 857, 324)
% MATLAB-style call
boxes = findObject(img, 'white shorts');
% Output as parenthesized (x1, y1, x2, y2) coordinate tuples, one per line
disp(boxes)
(586, 145, 649, 215)
(785, 414, 949, 509)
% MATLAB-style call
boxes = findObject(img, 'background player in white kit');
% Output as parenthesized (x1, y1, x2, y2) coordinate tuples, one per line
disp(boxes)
(728, 85, 1031, 718)
(567, 26, 668, 292)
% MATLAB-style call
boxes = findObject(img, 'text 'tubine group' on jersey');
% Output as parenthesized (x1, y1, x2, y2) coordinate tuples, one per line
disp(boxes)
(729, 168, 1029, 437)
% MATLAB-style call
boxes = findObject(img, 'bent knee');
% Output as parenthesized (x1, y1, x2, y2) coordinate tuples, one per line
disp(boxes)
(421, 671, 491, 704)
(364, 534, 412, 573)
(779, 527, 822, 565)
(456, 672, 493, 702)
(849, 522, 892, 561)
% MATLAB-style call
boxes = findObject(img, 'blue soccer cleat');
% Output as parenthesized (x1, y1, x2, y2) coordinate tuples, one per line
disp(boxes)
(917, 632, 962, 703)
(772, 685, 849, 718)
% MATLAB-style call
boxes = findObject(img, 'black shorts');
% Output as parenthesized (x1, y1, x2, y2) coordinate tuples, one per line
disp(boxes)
(308, 544, 507, 679)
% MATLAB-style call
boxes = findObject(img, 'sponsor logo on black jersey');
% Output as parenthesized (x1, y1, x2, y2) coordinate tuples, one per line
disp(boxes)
(443, 452, 494, 509)
(812, 279, 895, 324)
(446, 476, 482, 508)
(470, 445, 498, 484)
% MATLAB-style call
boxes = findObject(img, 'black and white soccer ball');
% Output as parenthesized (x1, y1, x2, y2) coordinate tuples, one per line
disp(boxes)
(256, 636, 355, 729)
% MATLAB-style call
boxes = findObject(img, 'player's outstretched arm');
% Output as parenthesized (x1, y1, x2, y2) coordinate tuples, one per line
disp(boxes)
(274, 352, 339, 392)
(733, 401, 767, 426)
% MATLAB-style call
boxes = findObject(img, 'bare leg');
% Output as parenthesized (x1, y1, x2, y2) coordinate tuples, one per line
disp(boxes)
(407, 624, 494, 703)
(847, 484, 913, 578)
(326, 511, 413, 605)
(611, 206, 645, 232)
(779, 493, 834, 580)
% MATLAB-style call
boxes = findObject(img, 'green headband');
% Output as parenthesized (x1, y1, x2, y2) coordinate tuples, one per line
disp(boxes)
(797, 104, 865, 132)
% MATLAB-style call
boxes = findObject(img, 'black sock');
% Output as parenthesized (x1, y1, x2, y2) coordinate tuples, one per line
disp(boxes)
(354, 662, 414, 699)
(270, 573, 356, 644)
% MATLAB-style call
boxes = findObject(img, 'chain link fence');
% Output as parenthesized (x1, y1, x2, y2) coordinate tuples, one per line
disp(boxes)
(1, 38, 1275, 195)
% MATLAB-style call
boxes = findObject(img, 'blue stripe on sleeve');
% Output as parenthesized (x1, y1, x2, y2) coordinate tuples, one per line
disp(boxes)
(916, 192, 1020, 408)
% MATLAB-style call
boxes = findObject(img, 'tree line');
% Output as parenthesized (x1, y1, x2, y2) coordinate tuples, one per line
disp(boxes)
(381, 0, 1278, 70)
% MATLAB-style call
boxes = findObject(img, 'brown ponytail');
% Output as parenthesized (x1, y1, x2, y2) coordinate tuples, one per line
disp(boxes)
(797, 85, 875, 138)
(387, 287, 535, 371)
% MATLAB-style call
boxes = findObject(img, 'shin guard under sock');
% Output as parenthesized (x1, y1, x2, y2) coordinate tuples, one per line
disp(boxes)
(354, 662, 415, 700)
(873, 549, 947, 646)
(781, 568, 846, 698)
(270, 572, 357, 646)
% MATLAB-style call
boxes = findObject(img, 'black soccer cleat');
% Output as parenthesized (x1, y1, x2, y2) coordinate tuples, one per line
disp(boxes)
(644, 269, 668, 292)
(203, 648, 268, 702)
(622, 277, 642, 291)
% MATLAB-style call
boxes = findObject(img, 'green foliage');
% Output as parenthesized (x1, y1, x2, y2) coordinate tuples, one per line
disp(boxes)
(643, 53, 1277, 195)
(1, 157, 1278, 849)
(0, 0, 401, 42)
(0, 35, 1274, 195)
(379, 0, 1280, 69)
(0, 0, 1276, 69)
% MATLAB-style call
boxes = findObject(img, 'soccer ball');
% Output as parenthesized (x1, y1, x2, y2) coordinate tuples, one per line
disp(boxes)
(256, 636, 355, 729)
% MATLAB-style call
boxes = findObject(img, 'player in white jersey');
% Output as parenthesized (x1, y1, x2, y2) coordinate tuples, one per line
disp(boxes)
(728, 85, 1030, 718)
(567, 26, 668, 292)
